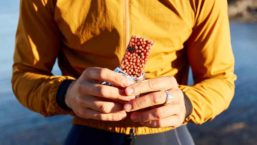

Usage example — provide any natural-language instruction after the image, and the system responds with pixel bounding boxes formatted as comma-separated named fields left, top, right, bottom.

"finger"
left=78, top=81, right=136, bottom=101
left=124, top=89, right=180, bottom=112
left=81, top=67, right=134, bottom=87
left=78, top=95, right=123, bottom=113
left=125, top=76, right=178, bottom=96
left=141, top=115, right=181, bottom=128
left=124, top=91, right=167, bottom=111
left=130, top=104, right=180, bottom=122
left=75, top=108, right=127, bottom=121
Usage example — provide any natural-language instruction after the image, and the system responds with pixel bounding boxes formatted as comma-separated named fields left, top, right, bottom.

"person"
left=12, top=0, right=236, bottom=145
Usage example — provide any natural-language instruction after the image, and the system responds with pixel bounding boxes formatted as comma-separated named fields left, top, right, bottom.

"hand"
left=65, top=67, right=135, bottom=121
left=123, top=76, right=190, bottom=128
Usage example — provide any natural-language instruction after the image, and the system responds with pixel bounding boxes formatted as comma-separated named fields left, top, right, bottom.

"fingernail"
left=124, top=104, right=132, bottom=112
left=121, top=111, right=127, bottom=118
left=126, top=88, right=134, bottom=95
left=152, top=121, right=157, bottom=127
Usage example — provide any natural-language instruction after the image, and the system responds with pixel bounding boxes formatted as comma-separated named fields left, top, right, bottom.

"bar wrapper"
left=103, top=36, right=154, bottom=85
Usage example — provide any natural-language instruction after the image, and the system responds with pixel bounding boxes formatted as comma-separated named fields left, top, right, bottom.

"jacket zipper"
left=124, top=1, right=135, bottom=145
left=129, top=128, right=136, bottom=145
left=124, top=0, right=130, bottom=48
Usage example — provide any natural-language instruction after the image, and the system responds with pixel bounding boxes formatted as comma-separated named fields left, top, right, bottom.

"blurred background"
left=0, top=0, right=256, bottom=145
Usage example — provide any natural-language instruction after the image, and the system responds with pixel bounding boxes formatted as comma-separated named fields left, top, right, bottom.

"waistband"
left=73, top=117, right=173, bottom=135
left=65, top=124, right=195, bottom=145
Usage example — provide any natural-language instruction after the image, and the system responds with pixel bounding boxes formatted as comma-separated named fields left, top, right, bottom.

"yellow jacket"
left=12, top=0, right=236, bottom=135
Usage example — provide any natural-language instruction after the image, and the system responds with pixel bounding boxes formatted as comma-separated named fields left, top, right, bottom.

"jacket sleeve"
left=12, top=0, right=74, bottom=116
left=180, top=0, right=236, bottom=124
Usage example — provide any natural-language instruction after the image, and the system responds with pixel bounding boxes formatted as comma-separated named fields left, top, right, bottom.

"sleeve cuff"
left=179, top=85, right=194, bottom=124
left=56, top=79, right=74, bottom=111
left=183, top=91, right=193, bottom=122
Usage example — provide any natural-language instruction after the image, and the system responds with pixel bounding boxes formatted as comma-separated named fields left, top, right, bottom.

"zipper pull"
left=129, top=128, right=136, bottom=145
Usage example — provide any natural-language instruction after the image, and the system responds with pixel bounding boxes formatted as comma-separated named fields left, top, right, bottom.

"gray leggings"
left=65, top=125, right=195, bottom=145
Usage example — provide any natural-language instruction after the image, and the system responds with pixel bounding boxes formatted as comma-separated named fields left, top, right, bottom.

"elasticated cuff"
left=56, top=79, right=74, bottom=111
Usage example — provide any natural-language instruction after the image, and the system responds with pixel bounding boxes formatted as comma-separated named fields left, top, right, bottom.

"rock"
left=228, top=0, right=257, bottom=22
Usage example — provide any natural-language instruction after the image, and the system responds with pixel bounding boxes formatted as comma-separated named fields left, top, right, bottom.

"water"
left=0, top=1, right=257, bottom=145
left=189, top=23, right=257, bottom=145
left=0, top=0, right=18, bottom=98
left=0, top=1, right=71, bottom=145
left=231, top=23, right=257, bottom=109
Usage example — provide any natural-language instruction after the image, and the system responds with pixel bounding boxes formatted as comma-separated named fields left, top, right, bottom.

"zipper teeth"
left=125, top=1, right=136, bottom=143
left=130, top=128, right=136, bottom=145
left=124, top=0, right=130, bottom=47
